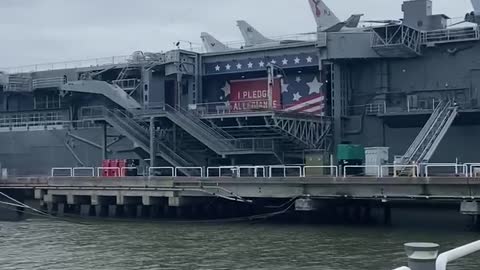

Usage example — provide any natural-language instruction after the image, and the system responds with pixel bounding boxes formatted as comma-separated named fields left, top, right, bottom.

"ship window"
left=417, top=20, right=423, bottom=27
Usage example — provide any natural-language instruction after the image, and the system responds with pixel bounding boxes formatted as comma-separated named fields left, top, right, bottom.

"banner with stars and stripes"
left=280, top=73, right=326, bottom=116
left=204, top=53, right=318, bottom=75
left=203, top=71, right=326, bottom=117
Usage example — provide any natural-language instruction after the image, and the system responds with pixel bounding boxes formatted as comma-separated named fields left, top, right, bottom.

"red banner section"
left=229, top=78, right=281, bottom=111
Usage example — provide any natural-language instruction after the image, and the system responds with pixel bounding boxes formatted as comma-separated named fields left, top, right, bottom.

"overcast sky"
left=0, top=0, right=475, bottom=67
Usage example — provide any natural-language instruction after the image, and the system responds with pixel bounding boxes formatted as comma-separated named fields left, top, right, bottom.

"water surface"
left=0, top=219, right=478, bottom=270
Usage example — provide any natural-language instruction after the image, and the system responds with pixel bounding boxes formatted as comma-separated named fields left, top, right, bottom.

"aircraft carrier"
left=0, top=0, right=479, bottom=178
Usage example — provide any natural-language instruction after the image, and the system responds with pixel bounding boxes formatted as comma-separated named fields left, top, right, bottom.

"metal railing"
left=206, top=166, right=267, bottom=178
left=72, top=167, right=95, bottom=177
left=51, top=167, right=73, bottom=177
left=1, top=55, right=130, bottom=74
left=32, top=77, right=65, bottom=89
left=175, top=167, right=203, bottom=177
left=97, top=167, right=121, bottom=177
left=193, top=101, right=279, bottom=116
left=365, top=103, right=386, bottom=115
left=0, top=110, right=68, bottom=129
left=393, top=240, right=480, bottom=270
left=343, top=165, right=381, bottom=177
left=303, top=166, right=339, bottom=178
left=422, top=26, right=480, bottom=45
left=269, top=166, right=303, bottom=178
left=113, top=78, right=140, bottom=91
left=381, top=165, right=419, bottom=177
left=465, top=163, right=480, bottom=177
left=49, top=162, right=480, bottom=178
left=436, top=240, right=480, bottom=270
left=148, top=167, right=175, bottom=177
left=423, top=163, right=468, bottom=177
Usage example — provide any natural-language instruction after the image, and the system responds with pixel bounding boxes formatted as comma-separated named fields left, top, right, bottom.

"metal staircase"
left=92, top=107, right=194, bottom=169
left=398, top=100, right=458, bottom=173
left=144, top=105, right=275, bottom=155
left=268, top=113, right=332, bottom=150
left=61, top=80, right=142, bottom=109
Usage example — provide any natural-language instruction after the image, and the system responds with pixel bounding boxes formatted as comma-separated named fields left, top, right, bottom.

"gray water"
left=0, top=219, right=478, bottom=270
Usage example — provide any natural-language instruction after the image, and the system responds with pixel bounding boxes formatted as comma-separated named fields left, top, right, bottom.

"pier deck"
left=1, top=176, right=479, bottom=201
left=2, top=176, right=480, bottom=221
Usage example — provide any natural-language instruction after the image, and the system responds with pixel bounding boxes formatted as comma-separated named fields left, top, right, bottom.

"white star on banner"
left=236, top=63, right=242, bottom=69
left=281, top=79, right=289, bottom=93
left=247, top=62, right=253, bottom=68
left=282, top=58, right=288, bottom=65
left=293, top=92, right=302, bottom=101
left=259, top=61, right=265, bottom=67
left=307, top=76, right=323, bottom=94
left=221, top=81, right=231, bottom=97
left=296, top=76, right=302, bottom=83
left=225, top=64, right=231, bottom=70
left=306, top=56, right=313, bottom=63
left=294, top=57, right=300, bottom=64
left=271, top=59, right=277, bottom=64
left=215, top=65, right=220, bottom=71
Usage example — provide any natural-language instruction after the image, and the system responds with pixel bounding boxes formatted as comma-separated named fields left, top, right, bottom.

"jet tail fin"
left=200, top=32, right=230, bottom=53
left=236, top=20, right=274, bottom=47
left=308, top=0, right=341, bottom=29
left=472, top=0, right=480, bottom=15
left=345, top=14, right=364, bottom=28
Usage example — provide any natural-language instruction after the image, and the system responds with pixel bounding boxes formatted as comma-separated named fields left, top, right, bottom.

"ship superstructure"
left=0, top=0, right=479, bottom=176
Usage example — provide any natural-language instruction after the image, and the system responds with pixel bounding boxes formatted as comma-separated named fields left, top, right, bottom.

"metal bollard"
left=404, top=243, right=440, bottom=270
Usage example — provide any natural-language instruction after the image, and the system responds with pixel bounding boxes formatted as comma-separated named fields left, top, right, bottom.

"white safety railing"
left=465, top=163, right=480, bottom=178
left=72, top=167, right=95, bottom=177
left=175, top=167, right=203, bottom=177
left=51, top=167, right=73, bottom=177
left=120, top=167, right=137, bottom=176
left=343, top=165, right=380, bottom=177
left=436, top=240, right=480, bottom=270
left=206, top=166, right=267, bottom=178
left=148, top=167, right=175, bottom=177
left=269, top=166, right=302, bottom=178
left=96, top=167, right=120, bottom=177
left=206, top=166, right=236, bottom=178
left=238, top=166, right=267, bottom=178
left=303, top=166, right=339, bottom=178
left=49, top=163, right=480, bottom=179
left=380, top=165, right=419, bottom=177
left=423, top=163, right=468, bottom=177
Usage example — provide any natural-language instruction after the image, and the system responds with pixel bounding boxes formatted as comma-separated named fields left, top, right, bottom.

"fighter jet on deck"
left=309, top=0, right=363, bottom=32
left=236, top=20, right=307, bottom=48
left=200, top=32, right=232, bottom=53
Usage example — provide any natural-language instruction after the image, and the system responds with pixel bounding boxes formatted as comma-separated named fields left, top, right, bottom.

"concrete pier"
left=2, top=176, right=480, bottom=225
left=80, top=204, right=91, bottom=217
left=136, top=205, right=146, bottom=218
left=57, top=203, right=66, bottom=217
left=95, top=205, right=107, bottom=217
left=108, top=205, right=118, bottom=217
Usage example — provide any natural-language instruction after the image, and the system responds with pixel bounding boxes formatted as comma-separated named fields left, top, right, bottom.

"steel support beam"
left=102, top=123, right=108, bottom=160
left=149, top=117, right=156, bottom=168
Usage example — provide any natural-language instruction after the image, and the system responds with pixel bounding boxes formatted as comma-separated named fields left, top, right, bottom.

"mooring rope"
left=0, top=192, right=90, bottom=225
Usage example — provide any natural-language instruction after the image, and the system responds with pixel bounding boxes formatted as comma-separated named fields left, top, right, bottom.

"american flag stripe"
left=303, top=105, right=325, bottom=113
left=283, top=95, right=325, bottom=112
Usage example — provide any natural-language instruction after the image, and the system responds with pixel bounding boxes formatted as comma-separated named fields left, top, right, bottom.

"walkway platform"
left=1, top=176, right=479, bottom=202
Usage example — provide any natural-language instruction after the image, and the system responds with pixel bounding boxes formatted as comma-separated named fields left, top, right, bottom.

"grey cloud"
left=0, top=0, right=474, bottom=67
